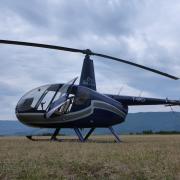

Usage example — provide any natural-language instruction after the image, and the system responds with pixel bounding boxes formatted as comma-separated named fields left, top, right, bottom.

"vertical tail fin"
left=79, top=55, right=96, bottom=91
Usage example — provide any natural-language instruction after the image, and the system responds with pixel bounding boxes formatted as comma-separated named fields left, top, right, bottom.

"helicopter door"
left=46, top=77, right=77, bottom=118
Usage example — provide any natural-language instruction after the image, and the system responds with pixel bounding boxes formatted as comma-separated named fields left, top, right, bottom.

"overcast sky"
left=1, top=0, right=180, bottom=120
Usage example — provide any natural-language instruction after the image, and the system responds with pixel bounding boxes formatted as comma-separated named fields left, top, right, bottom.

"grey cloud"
left=0, top=0, right=49, bottom=27
left=56, top=0, right=141, bottom=38
left=0, top=81, right=21, bottom=96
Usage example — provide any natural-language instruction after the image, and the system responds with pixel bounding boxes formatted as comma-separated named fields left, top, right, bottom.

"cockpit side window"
left=74, top=87, right=90, bottom=105
left=37, top=90, right=56, bottom=111
left=36, top=84, right=62, bottom=111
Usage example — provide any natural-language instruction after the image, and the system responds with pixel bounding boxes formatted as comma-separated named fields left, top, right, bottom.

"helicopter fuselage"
left=16, top=84, right=128, bottom=128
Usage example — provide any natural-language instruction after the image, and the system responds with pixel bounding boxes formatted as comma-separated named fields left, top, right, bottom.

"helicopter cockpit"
left=16, top=78, right=78, bottom=118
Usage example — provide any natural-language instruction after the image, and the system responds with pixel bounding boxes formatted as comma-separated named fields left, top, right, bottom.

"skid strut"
left=51, top=128, right=61, bottom=141
left=84, top=128, right=95, bottom=141
left=74, top=128, right=84, bottom=142
left=109, top=126, right=121, bottom=143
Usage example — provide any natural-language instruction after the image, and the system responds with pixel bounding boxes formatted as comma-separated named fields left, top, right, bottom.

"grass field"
left=0, top=135, right=180, bottom=180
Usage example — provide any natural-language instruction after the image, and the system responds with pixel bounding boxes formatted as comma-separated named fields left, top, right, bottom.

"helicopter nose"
left=15, top=102, right=30, bottom=123
left=15, top=105, right=19, bottom=116
left=15, top=110, right=22, bottom=122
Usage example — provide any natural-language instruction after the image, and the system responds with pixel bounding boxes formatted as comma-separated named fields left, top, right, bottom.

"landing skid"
left=25, top=126, right=121, bottom=143
left=26, top=128, right=61, bottom=141
left=26, top=136, right=34, bottom=141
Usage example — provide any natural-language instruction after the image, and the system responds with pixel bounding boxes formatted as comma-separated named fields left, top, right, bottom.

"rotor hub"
left=83, top=49, right=93, bottom=56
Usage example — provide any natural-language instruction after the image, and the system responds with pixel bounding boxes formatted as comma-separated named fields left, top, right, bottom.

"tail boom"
left=106, top=94, right=180, bottom=106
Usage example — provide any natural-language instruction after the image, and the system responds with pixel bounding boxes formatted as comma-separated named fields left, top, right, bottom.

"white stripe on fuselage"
left=18, top=100, right=126, bottom=124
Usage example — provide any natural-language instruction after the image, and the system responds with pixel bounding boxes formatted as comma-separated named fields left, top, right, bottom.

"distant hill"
left=0, top=112, right=180, bottom=136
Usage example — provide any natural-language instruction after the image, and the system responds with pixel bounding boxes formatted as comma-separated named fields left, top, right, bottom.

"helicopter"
left=0, top=39, right=180, bottom=143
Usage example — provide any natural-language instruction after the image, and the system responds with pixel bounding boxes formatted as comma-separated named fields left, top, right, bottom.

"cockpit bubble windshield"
left=16, top=77, right=78, bottom=113
left=16, top=85, right=47, bottom=111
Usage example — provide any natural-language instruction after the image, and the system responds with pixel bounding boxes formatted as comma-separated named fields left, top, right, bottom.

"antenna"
left=138, top=91, right=143, bottom=97
left=165, top=97, right=180, bottom=120
left=118, top=85, right=124, bottom=95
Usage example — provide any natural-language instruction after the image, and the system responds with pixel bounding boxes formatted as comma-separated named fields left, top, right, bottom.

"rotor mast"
left=79, top=54, right=96, bottom=91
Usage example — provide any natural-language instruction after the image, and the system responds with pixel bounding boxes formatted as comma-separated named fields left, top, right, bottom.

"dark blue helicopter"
left=0, top=39, right=180, bottom=142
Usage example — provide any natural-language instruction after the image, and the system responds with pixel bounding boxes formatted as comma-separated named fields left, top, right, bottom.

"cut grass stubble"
left=0, top=135, right=180, bottom=179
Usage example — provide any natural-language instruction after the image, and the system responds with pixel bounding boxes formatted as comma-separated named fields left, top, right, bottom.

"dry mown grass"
left=0, top=135, right=180, bottom=179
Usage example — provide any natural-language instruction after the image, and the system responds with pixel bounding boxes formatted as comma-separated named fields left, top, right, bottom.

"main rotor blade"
left=92, top=52, right=179, bottom=80
left=0, top=39, right=178, bottom=80
left=0, top=39, right=85, bottom=54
